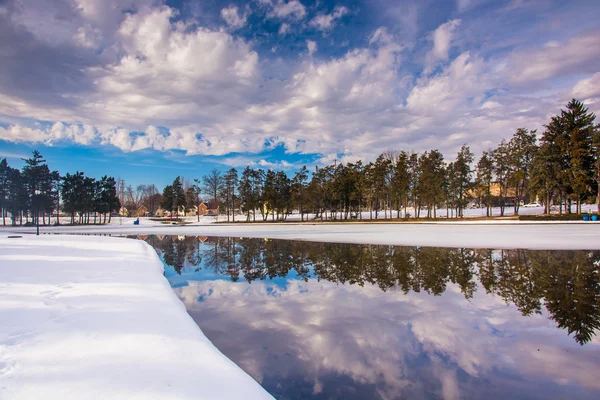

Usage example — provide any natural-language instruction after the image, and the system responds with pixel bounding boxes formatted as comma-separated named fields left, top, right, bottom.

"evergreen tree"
left=190, top=179, right=202, bottom=221
left=160, top=184, right=174, bottom=217
left=21, top=151, right=54, bottom=224
left=562, top=99, right=596, bottom=213
left=476, top=151, right=494, bottom=217
left=222, top=168, right=238, bottom=221
left=417, top=150, right=446, bottom=218
left=508, top=128, right=537, bottom=215
left=492, top=140, right=511, bottom=216
left=453, top=145, right=474, bottom=218
left=0, top=159, right=9, bottom=225
left=7, top=168, right=25, bottom=226
left=98, top=176, right=120, bottom=223
left=171, top=176, right=186, bottom=216
left=390, top=152, right=410, bottom=218
left=239, top=166, right=254, bottom=221
left=292, top=166, right=309, bottom=221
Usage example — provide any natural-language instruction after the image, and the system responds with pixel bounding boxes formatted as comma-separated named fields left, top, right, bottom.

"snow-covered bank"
left=2, top=222, right=600, bottom=250
left=0, top=235, right=273, bottom=400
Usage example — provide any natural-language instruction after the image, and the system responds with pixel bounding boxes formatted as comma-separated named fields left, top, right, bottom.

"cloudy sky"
left=0, top=0, right=599, bottom=186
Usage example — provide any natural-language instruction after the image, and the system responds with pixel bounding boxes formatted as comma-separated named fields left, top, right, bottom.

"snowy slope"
left=0, top=235, right=274, bottom=400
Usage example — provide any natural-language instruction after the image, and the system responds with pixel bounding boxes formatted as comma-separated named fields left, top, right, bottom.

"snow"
left=1, top=218, right=599, bottom=250
left=0, top=234, right=274, bottom=400
left=3, top=203, right=596, bottom=228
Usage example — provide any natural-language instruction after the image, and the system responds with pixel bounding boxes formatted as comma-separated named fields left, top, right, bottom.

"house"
left=198, top=202, right=220, bottom=216
left=154, top=208, right=172, bottom=218
left=136, top=205, right=149, bottom=217
left=119, top=207, right=128, bottom=216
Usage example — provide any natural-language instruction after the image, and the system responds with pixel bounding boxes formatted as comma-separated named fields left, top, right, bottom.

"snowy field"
left=1, top=215, right=600, bottom=250
left=0, top=235, right=273, bottom=400
left=2, top=203, right=597, bottom=228
left=2, top=222, right=600, bottom=250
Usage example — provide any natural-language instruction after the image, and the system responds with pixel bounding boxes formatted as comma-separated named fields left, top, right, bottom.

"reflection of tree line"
left=138, top=235, right=600, bottom=345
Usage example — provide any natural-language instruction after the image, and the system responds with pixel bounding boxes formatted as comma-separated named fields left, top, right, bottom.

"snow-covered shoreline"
left=0, top=235, right=274, bottom=400
left=2, top=220, right=600, bottom=250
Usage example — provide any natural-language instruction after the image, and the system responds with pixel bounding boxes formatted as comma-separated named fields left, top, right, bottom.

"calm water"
left=133, top=235, right=600, bottom=400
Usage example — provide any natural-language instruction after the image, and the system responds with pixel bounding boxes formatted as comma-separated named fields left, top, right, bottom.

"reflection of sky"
left=160, top=250, right=309, bottom=291
left=153, top=241, right=600, bottom=400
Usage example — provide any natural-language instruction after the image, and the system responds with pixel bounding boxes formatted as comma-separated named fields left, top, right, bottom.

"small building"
left=136, top=205, right=149, bottom=217
left=119, top=207, right=128, bottom=216
left=198, top=202, right=220, bottom=216
left=154, top=208, right=171, bottom=218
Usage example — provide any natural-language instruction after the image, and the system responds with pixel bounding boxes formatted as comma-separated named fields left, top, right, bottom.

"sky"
left=0, top=0, right=599, bottom=188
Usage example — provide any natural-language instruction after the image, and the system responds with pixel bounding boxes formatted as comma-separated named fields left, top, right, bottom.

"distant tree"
left=172, top=176, right=186, bottom=216
left=189, top=179, right=202, bottom=221
left=453, top=145, right=474, bottom=218
left=390, top=152, right=410, bottom=218
left=0, top=159, right=9, bottom=225
left=98, top=176, right=120, bottom=223
left=21, top=151, right=54, bottom=224
left=274, top=171, right=291, bottom=220
left=530, top=140, right=562, bottom=214
left=252, top=169, right=265, bottom=222
left=7, top=168, right=25, bottom=226
left=561, top=99, right=596, bottom=213
left=507, top=128, right=537, bottom=215
left=492, top=140, right=511, bottom=216
left=263, top=169, right=277, bottom=221
left=222, top=168, right=238, bottom=221
left=203, top=169, right=224, bottom=204
left=292, top=166, right=309, bottom=221
left=417, top=150, right=446, bottom=218
left=160, top=184, right=174, bottom=217
left=61, top=172, right=84, bottom=224
left=476, top=151, right=494, bottom=217
left=239, top=167, right=254, bottom=221
left=407, top=153, right=420, bottom=218
left=593, top=123, right=600, bottom=214
left=372, top=155, right=391, bottom=219
left=141, top=184, right=162, bottom=215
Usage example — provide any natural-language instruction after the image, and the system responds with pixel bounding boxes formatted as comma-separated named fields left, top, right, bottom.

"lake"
left=132, top=235, right=600, bottom=400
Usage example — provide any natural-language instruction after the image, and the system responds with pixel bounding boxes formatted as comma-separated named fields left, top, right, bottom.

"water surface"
left=133, top=235, right=600, bottom=400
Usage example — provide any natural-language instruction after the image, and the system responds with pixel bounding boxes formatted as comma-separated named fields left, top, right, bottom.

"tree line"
left=158, top=99, right=598, bottom=221
left=2, top=99, right=597, bottom=224
left=144, top=235, right=600, bottom=345
left=0, top=151, right=120, bottom=226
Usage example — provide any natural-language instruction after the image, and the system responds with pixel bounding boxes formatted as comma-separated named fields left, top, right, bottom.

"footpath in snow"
left=0, top=235, right=273, bottom=400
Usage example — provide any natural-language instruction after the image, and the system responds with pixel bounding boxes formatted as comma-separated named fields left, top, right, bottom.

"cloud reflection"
left=175, top=277, right=600, bottom=399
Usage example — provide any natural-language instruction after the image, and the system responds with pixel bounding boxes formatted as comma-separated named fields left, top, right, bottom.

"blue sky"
left=1, top=0, right=599, bottom=187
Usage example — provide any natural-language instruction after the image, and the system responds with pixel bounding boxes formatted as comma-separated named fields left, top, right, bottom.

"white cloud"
left=0, top=122, right=96, bottom=146
left=425, top=19, right=462, bottom=72
left=306, top=40, right=317, bottom=56
left=221, top=5, right=248, bottom=29
left=571, top=72, right=600, bottom=100
left=278, top=22, right=290, bottom=36
left=1, top=3, right=599, bottom=167
left=309, top=5, right=349, bottom=31
left=508, top=31, right=600, bottom=83
left=257, top=159, right=293, bottom=169
left=266, top=0, right=306, bottom=21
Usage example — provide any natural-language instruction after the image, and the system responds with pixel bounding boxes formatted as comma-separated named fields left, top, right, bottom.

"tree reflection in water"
left=136, top=235, right=600, bottom=345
